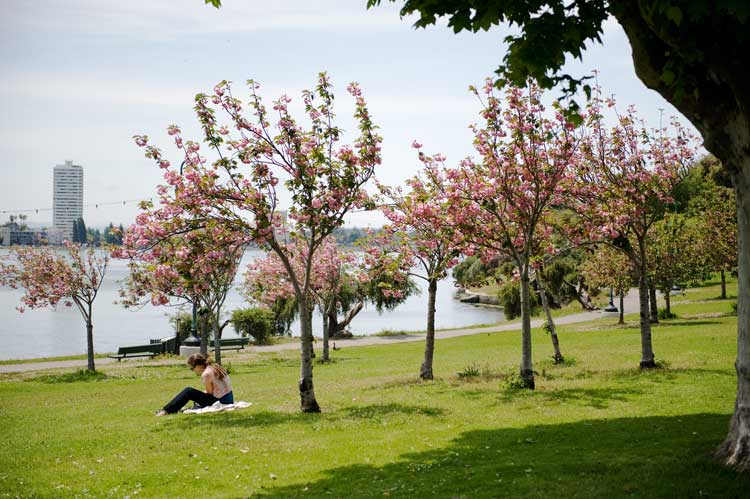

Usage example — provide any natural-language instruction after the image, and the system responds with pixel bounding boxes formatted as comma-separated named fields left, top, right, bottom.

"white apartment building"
left=52, top=160, right=83, bottom=242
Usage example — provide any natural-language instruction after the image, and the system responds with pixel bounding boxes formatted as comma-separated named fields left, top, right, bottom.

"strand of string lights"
left=0, top=198, right=154, bottom=215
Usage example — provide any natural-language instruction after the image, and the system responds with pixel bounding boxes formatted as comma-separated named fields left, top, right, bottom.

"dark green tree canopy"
left=365, top=1, right=748, bottom=170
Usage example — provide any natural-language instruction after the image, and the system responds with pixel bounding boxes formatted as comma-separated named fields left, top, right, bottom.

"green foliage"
left=232, top=307, right=274, bottom=344
left=269, top=296, right=297, bottom=337
left=658, top=307, right=678, bottom=320
left=456, top=362, right=481, bottom=378
left=361, top=268, right=419, bottom=312
left=452, top=256, right=491, bottom=288
left=502, top=369, right=530, bottom=390
left=169, top=311, right=195, bottom=343
left=497, top=280, right=540, bottom=320
left=731, top=301, right=738, bottom=316
left=332, top=227, right=368, bottom=246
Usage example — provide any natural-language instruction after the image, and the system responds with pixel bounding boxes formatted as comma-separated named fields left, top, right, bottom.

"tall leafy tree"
left=648, top=214, right=711, bottom=316
left=364, top=0, right=750, bottom=470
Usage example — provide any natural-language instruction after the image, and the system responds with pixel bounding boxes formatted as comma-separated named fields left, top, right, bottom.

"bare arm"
left=202, top=370, right=214, bottom=395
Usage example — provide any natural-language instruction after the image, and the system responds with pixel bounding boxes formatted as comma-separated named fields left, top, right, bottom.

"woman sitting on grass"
left=156, top=353, right=234, bottom=416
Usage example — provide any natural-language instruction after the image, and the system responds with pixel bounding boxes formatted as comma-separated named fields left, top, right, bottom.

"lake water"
left=0, top=249, right=504, bottom=360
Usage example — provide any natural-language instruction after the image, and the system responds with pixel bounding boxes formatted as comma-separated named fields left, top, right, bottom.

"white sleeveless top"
left=201, top=366, right=232, bottom=399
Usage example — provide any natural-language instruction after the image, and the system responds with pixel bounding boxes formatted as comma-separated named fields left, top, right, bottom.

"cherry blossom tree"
left=243, top=235, right=413, bottom=362
left=445, top=81, right=580, bottom=389
left=0, top=242, right=108, bottom=371
left=132, top=72, right=381, bottom=412
left=378, top=151, right=462, bottom=379
left=571, top=91, right=697, bottom=368
left=115, top=225, right=246, bottom=364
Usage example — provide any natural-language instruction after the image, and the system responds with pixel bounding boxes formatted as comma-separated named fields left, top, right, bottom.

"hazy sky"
left=0, top=0, right=695, bottom=228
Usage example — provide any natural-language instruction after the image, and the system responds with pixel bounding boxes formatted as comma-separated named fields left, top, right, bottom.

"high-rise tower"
left=52, top=160, right=83, bottom=242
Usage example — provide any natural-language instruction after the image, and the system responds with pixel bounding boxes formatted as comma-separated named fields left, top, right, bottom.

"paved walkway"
left=0, top=290, right=640, bottom=374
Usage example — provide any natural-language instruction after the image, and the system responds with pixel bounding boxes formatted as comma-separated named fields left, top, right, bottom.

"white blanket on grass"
left=182, top=401, right=252, bottom=415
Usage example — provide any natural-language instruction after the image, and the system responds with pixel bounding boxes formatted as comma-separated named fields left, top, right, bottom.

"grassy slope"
left=0, top=284, right=747, bottom=498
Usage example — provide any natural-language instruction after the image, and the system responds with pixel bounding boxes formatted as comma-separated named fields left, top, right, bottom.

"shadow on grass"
left=651, top=320, right=724, bottom=328
left=251, top=413, right=748, bottom=498
left=152, top=403, right=445, bottom=432
left=343, top=403, right=444, bottom=419
left=496, top=386, right=642, bottom=409
left=29, top=369, right=112, bottom=384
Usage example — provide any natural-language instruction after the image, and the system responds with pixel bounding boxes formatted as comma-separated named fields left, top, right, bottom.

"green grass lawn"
left=1, top=283, right=748, bottom=498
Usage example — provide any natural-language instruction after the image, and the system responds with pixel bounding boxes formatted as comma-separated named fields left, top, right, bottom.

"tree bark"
left=610, top=0, right=749, bottom=470
left=649, top=280, right=659, bottom=324
left=331, top=301, right=363, bottom=338
left=519, top=266, right=535, bottom=389
left=619, top=291, right=625, bottom=325
left=721, top=269, right=728, bottom=300
left=322, top=301, right=331, bottom=362
left=85, top=305, right=95, bottom=372
left=420, top=278, right=438, bottom=380
left=536, top=271, right=563, bottom=363
left=664, top=291, right=671, bottom=317
left=716, top=163, right=750, bottom=470
left=637, top=262, right=656, bottom=369
left=199, top=311, right=209, bottom=357
left=213, top=312, right=222, bottom=365
left=298, top=300, right=320, bottom=412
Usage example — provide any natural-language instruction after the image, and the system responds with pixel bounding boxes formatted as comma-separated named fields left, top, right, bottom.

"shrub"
left=731, top=301, right=738, bottom=316
left=657, top=307, right=678, bottom=320
left=497, top=280, right=540, bottom=320
left=169, top=312, right=194, bottom=344
left=502, top=369, right=530, bottom=390
left=457, top=363, right=481, bottom=378
left=232, top=308, right=274, bottom=344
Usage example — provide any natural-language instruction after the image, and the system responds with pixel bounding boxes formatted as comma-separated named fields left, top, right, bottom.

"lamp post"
left=603, top=287, right=619, bottom=315
left=178, top=159, right=201, bottom=352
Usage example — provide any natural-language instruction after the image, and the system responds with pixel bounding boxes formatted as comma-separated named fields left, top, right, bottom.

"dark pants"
left=162, top=387, right=234, bottom=414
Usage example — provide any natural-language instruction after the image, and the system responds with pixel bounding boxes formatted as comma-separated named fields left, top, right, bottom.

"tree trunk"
left=519, top=266, right=535, bottom=389
left=619, top=291, right=625, bottom=325
left=85, top=309, right=95, bottom=372
left=298, top=300, right=320, bottom=413
left=609, top=0, right=749, bottom=470
left=213, top=311, right=222, bottom=365
left=322, top=302, right=331, bottom=362
left=716, top=164, right=750, bottom=470
left=331, top=301, right=363, bottom=338
left=649, top=280, right=659, bottom=324
left=664, top=291, right=671, bottom=317
left=420, top=278, right=438, bottom=380
left=536, top=271, right=563, bottom=364
left=721, top=269, right=728, bottom=300
left=637, top=260, right=656, bottom=369
left=199, top=311, right=209, bottom=357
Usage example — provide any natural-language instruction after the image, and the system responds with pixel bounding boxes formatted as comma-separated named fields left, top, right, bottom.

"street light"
left=603, top=287, right=619, bottom=314
left=178, top=159, right=201, bottom=349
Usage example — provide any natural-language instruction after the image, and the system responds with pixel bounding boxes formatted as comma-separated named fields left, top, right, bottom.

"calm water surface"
left=0, top=249, right=504, bottom=360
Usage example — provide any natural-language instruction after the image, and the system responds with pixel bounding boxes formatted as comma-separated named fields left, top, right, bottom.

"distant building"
left=53, top=160, right=83, bottom=242
left=0, top=222, right=47, bottom=246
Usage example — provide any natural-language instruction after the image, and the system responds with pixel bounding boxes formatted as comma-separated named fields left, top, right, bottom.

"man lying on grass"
left=156, top=353, right=234, bottom=416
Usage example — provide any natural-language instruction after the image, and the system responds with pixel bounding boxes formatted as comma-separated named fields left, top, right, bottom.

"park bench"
left=107, top=343, right=164, bottom=361
left=212, top=337, right=250, bottom=351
